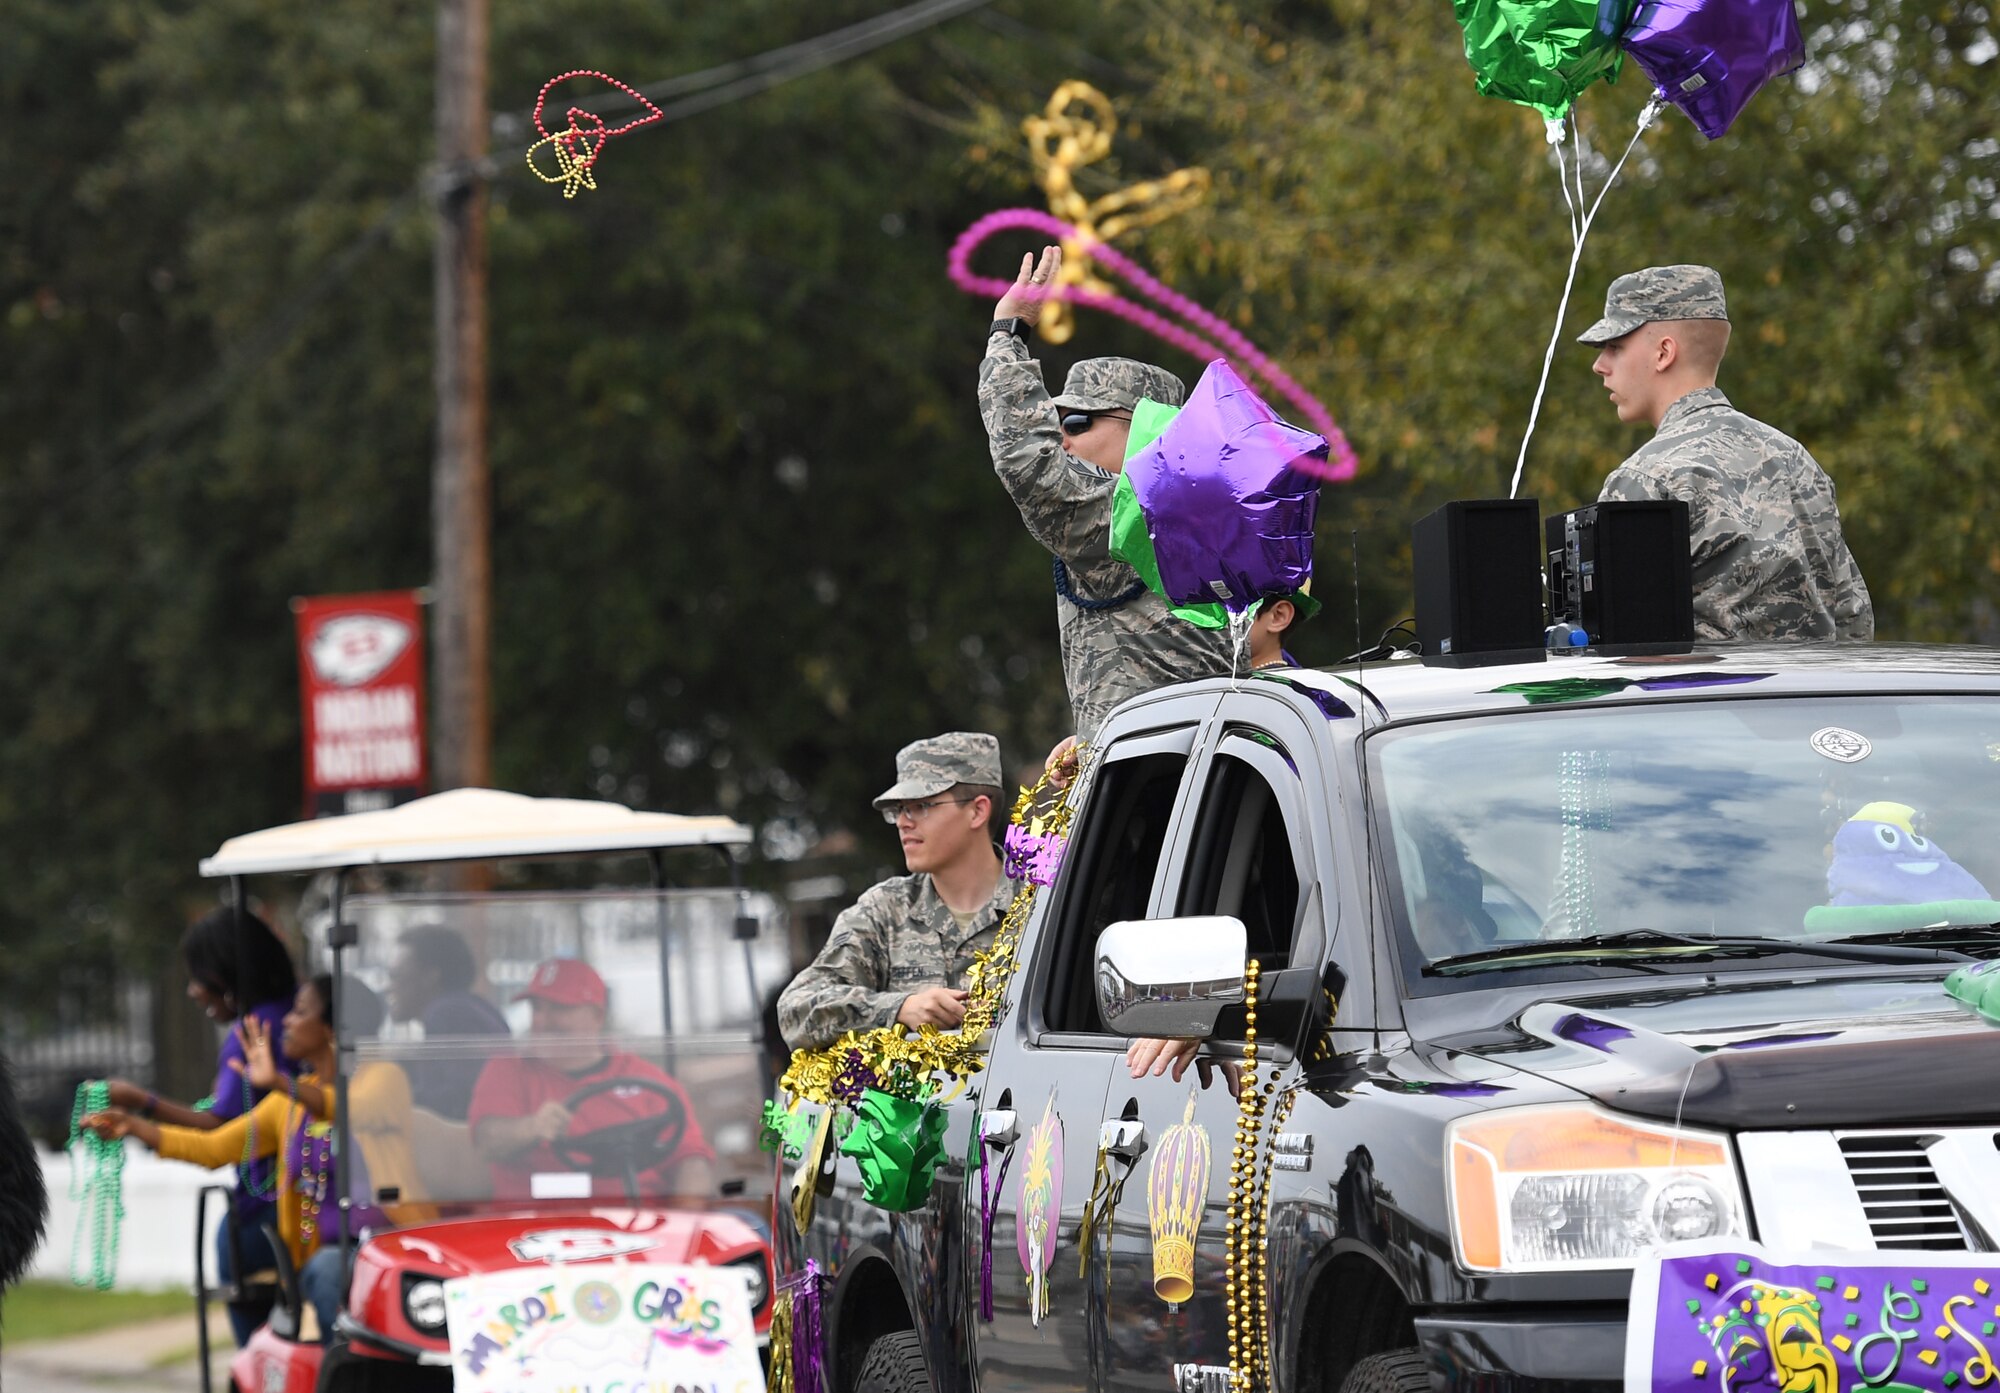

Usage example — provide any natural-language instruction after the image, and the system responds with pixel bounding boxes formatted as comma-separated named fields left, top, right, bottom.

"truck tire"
left=1339, top=1348, right=1432, bottom=1393
left=855, top=1330, right=931, bottom=1393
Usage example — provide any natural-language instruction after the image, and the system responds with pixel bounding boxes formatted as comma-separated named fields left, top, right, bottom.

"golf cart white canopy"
left=199, top=787, right=752, bottom=877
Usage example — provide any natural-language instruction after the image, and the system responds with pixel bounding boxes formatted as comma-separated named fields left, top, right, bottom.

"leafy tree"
left=3, top=0, right=1994, bottom=1095
left=1094, top=0, right=2000, bottom=642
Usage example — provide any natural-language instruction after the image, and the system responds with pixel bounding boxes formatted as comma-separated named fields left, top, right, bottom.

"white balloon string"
left=1548, top=118, right=1582, bottom=244
left=1509, top=97, right=1666, bottom=501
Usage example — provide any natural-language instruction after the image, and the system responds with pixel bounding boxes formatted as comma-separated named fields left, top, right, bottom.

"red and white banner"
left=294, top=591, right=428, bottom=817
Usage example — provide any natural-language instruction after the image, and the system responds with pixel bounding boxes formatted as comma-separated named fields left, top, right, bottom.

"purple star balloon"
left=1123, top=359, right=1323, bottom=612
left=1621, top=0, right=1806, bottom=139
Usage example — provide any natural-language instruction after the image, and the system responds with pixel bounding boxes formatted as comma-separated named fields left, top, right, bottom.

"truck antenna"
left=1353, top=528, right=1379, bottom=956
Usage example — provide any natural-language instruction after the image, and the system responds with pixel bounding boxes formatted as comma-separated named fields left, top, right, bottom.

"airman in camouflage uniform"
left=980, top=247, right=1237, bottom=741
left=1580, top=264, right=1873, bottom=642
left=777, top=733, right=1021, bottom=1051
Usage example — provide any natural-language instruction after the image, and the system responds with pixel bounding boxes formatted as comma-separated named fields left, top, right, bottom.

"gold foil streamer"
left=765, top=1287, right=796, bottom=1393
left=779, top=759, right=1084, bottom=1112
left=789, top=1107, right=832, bottom=1233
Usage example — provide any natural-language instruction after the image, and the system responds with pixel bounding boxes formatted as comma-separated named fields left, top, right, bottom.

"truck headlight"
left=1446, top=1103, right=1746, bottom=1272
left=402, top=1276, right=448, bottom=1333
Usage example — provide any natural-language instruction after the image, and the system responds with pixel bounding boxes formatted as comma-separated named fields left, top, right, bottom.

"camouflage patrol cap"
left=872, top=732, right=1004, bottom=807
left=1577, top=265, right=1729, bottom=346
left=1049, top=357, right=1187, bottom=413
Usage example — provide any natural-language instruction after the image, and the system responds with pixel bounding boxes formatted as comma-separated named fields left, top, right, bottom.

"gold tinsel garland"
left=778, top=762, right=1083, bottom=1110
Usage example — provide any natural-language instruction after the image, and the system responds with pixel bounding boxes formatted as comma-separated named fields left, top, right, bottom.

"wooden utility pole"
left=430, top=0, right=492, bottom=792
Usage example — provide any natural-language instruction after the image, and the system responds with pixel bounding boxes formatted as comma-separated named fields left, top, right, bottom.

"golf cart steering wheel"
left=552, top=1075, right=689, bottom=1193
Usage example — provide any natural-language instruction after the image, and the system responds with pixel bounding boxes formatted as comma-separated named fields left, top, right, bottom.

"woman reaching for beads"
left=95, top=906, right=299, bottom=1344
left=81, top=974, right=386, bottom=1342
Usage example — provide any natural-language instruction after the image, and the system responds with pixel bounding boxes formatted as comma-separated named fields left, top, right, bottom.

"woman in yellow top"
left=83, top=972, right=344, bottom=1264
left=83, top=974, right=427, bottom=1339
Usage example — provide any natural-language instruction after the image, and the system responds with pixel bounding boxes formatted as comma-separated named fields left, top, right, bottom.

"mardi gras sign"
left=1628, top=1242, right=2000, bottom=1393
left=444, top=1262, right=761, bottom=1393
left=948, top=82, right=1356, bottom=483
left=525, top=70, right=665, bottom=198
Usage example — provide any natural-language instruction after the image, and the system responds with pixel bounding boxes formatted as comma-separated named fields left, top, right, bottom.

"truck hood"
left=366, top=1207, right=764, bottom=1279
left=1427, top=973, right=2000, bottom=1129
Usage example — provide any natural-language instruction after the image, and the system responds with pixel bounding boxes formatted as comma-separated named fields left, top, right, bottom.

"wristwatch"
left=990, top=317, right=1031, bottom=343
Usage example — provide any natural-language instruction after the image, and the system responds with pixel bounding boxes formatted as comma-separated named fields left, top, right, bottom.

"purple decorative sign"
left=1628, top=1242, right=2000, bottom=1393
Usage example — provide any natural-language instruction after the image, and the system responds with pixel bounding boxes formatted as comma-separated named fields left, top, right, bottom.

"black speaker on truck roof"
left=1412, top=499, right=1545, bottom=660
left=1545, top=500, right=1695, bottom=647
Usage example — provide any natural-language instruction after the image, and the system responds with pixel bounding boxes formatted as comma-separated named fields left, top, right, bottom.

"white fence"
left=29, top=1144, right=224, bottom=1292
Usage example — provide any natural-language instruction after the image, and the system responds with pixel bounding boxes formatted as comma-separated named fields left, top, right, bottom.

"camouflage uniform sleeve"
left=978, top=332, right=1114, bottom=566
left=775, top=883, right=909, bottom=1050
left=1823, top=484, right=1876, bottom=641
left=1832, top=556, right=1874, bottom=640
left=1598, top=464, right=1671, bottom=505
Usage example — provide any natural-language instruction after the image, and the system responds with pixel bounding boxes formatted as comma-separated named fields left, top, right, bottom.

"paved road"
left=1, top=1312, right=230, bottom=1393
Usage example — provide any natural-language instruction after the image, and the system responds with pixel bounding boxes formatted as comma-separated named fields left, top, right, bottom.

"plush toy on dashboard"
left=1803, top=801, right=2000, bottom=935
left=1827, top=802, right=1991, bottom=906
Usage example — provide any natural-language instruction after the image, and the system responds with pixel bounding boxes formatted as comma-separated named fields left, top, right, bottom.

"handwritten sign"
left=1628, top=1241, right=2000, bottom=1393
left=444, top=1263, right=762, bottom=1393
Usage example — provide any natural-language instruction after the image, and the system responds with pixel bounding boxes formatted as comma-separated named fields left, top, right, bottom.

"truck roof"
left=1270, top=642, right=2000, bottom=726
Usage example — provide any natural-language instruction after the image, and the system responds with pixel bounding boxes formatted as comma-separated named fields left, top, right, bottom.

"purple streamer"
left=1004, top=826, right=1070, bottom=887
left=781, top=1260, right=827, bottom=1393
left=979, top=1140, right=1014, bottom=1322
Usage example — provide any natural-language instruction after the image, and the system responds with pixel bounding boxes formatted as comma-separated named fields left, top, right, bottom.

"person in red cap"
left=466, top=958, right=716, bottom=1199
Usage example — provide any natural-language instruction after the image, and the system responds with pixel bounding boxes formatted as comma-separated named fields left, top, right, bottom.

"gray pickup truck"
left=775, top=644, right=2000, bottom=1393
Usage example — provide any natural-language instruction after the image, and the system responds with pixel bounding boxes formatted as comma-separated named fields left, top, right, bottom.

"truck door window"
left=1039, top=749, right=1191, bottom=1036
left=1178, top=739, right=1306, bottom=973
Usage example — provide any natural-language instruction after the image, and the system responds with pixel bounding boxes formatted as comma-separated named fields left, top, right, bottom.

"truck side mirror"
left=1093, top=916, right=1248, bottom=1038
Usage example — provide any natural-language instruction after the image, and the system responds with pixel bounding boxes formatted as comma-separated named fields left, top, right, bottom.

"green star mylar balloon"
left=1454, top=0, right=1637, bottom=122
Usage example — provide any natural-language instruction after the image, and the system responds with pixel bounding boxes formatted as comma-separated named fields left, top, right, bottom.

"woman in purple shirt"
left=102, top=905, right=298, bottom=1344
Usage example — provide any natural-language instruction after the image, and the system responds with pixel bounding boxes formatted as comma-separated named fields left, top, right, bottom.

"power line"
left=91, top=0, right=1002, bottom=487
left=497, top=0, right=1000, bottom=139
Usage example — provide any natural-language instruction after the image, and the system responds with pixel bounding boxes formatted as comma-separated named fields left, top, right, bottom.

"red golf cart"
left=192, top=789, right=785, bottom=1392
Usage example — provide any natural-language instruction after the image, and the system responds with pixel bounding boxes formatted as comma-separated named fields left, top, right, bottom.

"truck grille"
left=1837, top=1134, right=1968, bottom=1249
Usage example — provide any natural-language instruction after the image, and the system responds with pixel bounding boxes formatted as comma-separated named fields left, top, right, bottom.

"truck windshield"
left=313, top=888, right=789, bottom=1211
left=1369, top=696, right=2000, bottom=983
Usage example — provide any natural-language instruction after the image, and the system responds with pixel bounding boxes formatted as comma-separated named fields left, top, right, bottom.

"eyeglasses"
left=1059, top=410, right=1132, bottom=437
left=880, top=796, right=977, bottom=825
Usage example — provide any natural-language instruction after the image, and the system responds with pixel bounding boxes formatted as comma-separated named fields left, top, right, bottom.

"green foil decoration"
left=837, top=1088, right=950, bottom=1212
left=1490, top=677, right=1631, bottom=705
left=1453, top=0, right=1636, bottom=122
left=761, top=1099, right=820, bottom=1160
left=1944, top=960, right=2000, bottom=1024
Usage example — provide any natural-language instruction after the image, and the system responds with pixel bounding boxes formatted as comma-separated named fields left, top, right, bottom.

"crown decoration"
left=1147, top=1089, right=1211, bottom=1305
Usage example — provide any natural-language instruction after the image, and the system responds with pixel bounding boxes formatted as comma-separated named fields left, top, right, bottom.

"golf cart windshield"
left=318, top=887, right=787, bottom=1211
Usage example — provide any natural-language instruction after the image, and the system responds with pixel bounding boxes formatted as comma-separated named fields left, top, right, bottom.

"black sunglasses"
left=1059, top=409, right=1132, bottom=436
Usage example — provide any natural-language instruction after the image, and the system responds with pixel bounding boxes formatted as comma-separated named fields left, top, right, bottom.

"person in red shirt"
left=466, top=959, right=716, bottom=1200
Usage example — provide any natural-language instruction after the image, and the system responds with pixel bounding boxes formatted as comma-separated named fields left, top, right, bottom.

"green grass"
left=1, top=1280, right=193, bottom=1343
